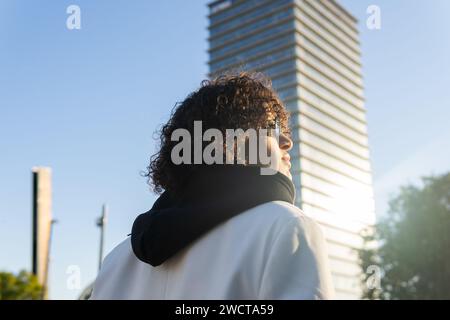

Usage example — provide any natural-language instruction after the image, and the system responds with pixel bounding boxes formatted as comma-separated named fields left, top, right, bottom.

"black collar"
left=131, top=165, right=296, bottom=266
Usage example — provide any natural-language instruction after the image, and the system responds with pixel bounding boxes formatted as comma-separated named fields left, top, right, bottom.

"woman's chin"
left=280, top=169, right=292, bottom=180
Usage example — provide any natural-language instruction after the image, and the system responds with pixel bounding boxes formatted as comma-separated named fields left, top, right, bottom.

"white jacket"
left=91, top=201, right=334, bottom=299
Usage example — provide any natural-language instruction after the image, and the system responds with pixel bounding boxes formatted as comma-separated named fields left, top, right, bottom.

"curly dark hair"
left=145, top=72, right=291, bottom=194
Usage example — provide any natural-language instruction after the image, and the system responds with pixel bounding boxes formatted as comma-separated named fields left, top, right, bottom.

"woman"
left=91, top=72, right=334, bottom=299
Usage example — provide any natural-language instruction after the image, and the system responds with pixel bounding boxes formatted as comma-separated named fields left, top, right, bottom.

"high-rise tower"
left=208, top=0, right=375, bottom=299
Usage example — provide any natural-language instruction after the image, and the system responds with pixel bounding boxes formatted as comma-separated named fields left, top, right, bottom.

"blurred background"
left=0, top=0, right=449, bottom=300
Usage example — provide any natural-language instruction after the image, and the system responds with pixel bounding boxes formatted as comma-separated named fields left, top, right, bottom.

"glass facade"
left=208, top=0, right=376, bottom=299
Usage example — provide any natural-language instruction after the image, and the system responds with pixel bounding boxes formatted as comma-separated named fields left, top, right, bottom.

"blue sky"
left=0, top=0, right=449, bottom=299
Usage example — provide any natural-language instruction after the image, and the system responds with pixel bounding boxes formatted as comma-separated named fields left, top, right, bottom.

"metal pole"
left=96, top=204, right=107, bottom=272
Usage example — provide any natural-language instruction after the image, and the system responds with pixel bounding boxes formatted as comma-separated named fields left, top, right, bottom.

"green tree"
left=0, top=270, right=43, bottom=300
left=359, top=173, right=450, bottom=299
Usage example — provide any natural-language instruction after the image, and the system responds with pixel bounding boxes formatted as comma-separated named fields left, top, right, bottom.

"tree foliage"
left=359, top=173, right=450, bottom=299
left=0, top=270, right=43, bottom=300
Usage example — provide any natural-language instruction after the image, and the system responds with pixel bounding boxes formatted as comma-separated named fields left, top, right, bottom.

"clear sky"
left=0, top=0, right=449, bottom=299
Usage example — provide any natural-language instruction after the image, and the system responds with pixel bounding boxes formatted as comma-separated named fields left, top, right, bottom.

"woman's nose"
left=279, top=133, right=293, bottom=151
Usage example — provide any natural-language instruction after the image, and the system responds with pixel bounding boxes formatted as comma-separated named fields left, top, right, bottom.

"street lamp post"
left=96, top=204, right=107, bottom=272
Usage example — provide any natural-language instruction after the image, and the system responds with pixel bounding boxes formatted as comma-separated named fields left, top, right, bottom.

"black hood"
left=131, top=165, right=296, bottom=267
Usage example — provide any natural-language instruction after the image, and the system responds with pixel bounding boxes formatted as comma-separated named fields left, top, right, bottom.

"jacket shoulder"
left=258, top=201, right=321, bottom=232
